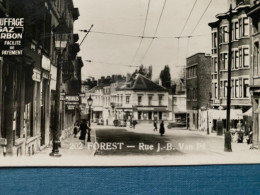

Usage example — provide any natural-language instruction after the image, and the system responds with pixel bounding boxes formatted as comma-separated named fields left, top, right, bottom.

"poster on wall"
left=0, top=0, right=259, bottom=167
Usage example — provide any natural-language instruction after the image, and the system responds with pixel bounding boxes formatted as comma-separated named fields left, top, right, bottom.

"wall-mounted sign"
left=65, top=95, right=79, bottom=102
left=32, top=69, right=41, bottom=82
left=0, top=18, right=24, bottom=56
left=42, top=55, right=51, bottom=71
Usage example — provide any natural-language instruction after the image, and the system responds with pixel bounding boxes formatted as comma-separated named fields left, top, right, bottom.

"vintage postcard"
left=0, top=0, right=260, bottom=166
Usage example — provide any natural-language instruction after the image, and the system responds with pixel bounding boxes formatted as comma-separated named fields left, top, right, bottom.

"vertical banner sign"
left=0, top=18, right=24, bottom=56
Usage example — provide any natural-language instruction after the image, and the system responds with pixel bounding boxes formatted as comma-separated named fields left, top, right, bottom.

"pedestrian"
left=73, top=121, right=79, bottom=138
left=153, top=121, right=157, bottom=131
left=133, top=120, right=137, bottom=129
left=159, top=121, right=165, bottom=136
left=79, top=119, right=91, bottom=145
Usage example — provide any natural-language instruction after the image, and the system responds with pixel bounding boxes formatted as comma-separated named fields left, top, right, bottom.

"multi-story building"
left=208, top=0, right=251, bottom=131
left=0, top=0, right=81, bottom=156
left=186, top=53, right=211, bottom=130
left=117, top=74, right=169, bottom=124
left=85, top=74, right=169, bottom=125
left=247, top=0, right=260, bottom=148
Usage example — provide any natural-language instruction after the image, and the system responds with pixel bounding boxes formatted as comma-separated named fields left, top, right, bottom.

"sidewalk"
left=36, top=128, right=96, bottom=157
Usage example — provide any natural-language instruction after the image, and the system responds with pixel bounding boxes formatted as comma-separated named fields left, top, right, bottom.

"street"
left=93, top=125, right=251, bottom=157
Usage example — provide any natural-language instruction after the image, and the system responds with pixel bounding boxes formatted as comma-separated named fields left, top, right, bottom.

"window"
left=193, top=88, right=197, bottom=100
left=224, top=81, right=228, bottom=97
left=223, top=26, right=228, bottom=43
left=243, top=18, right=249, bottom=37
left=138, top=96, right=142, bottom=105
left=235, top=80, right=239, bottom=98
left=231, top=80, right=234, bottom=98
left=158, top=95, right=163, bottom=106
left=239, top=78, right=243, bottom=98
left=222, top=53, right=228, bottom=70
left=243, top=48, right=249, bottom=67
left=213, top=57, right=218, bottom=73
left=254, top=42, right=260, bottom=76
left=239, top=17, right=249, bottom=37
left=239, top=49, right=243, bottom=68
left=126, top=96, right=130, bottom=104
left=148, top=95, right=153, bottom=105
left=243, top=79, right=249, bottom=98
left=235, top=21, right=239, bottom=40
left=235, top=50, right=239, bottom=69
left=232, top=51, right=234, bottom=69
left=212, top=32, right=217, bottom=53
left=214, top=83, right=218, bottom=98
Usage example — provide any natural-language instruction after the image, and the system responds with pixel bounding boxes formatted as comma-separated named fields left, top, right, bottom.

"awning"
left=209, top=109, right=243, bottom=120
left=243, top=108, right=252, bottom=116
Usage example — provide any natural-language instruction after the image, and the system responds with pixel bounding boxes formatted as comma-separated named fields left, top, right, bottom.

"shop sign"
left=79, top=93, right=85, bottom=97
left=42, top=55, right=51, bottom=71
left=32, top=69, right=41, bottom=82
left=67, top=105, right=76, bottom=110
left=0, top=18, right=24, bottom=56
left=65, top=95, right=79, bottom=102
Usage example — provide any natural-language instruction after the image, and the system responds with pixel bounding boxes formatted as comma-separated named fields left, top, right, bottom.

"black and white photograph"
left=0, top=0, right=260, bottom=166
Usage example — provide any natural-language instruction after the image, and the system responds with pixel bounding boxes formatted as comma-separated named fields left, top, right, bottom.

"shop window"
left=159, top=112, right=162, bottom=120
left=138, top=112, right=142, bottom=120
left=148, top=112, right=152, bottom=120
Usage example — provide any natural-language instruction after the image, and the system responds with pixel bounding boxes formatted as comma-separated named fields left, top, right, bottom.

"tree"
left=132, top=64, right=152, bottom=79
left=160, top=65, right=171, bottom=88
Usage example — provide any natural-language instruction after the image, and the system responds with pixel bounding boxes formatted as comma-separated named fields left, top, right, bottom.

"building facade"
left=208, top=1, right=251, bottom=131
left=0, top=0, right=82, bottom=157
left=247, top=0, right=260, bottom=148
left=186, top=53, right=212, bottom=130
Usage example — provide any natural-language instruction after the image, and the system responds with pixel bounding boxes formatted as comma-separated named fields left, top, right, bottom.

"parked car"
left=167, top=118, right=186, bottom=129
left=97, top=118, right=104, bottom=125
left=113, top=119, right=127, bottom=127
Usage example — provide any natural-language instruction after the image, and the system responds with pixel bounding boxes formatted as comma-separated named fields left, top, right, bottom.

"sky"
left=73, top=0, right=228, bottom=80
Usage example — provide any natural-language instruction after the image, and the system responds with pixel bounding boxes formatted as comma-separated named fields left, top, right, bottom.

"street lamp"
left=50, top=18, right=69, bottom=157
left=87, top=95, right=93, bottom=142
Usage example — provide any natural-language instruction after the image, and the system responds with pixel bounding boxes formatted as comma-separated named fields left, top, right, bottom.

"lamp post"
left=87, top=95, right=93, bottom=142
left=50, top=18, right=69, bottom=157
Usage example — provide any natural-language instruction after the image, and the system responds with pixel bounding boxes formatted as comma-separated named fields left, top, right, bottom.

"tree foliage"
left=160, top=65, right=171, bottom=88
left=132, top=64, right=152, bottom=79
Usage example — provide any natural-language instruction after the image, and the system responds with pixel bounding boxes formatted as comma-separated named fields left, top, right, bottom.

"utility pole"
left=224, top=5, right=232, bottom=152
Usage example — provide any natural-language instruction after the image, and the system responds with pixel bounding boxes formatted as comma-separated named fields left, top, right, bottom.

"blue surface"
left=1, top=165, right=260, bottom=194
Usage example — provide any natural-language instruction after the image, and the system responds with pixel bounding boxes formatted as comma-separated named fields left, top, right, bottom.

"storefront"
left=133, top=106, right=168, bottom=123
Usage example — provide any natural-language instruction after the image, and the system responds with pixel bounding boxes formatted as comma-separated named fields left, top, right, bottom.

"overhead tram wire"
left=130, top=0, right=151, bottom=67
left=179, top=0, right=198, bottom=37
left=141, top=0, right=167, bottom=63
left=189, top=0, right=213, bottom=36
left=85, top=60, right=139, bottom=68
left=78, top=29, right=211, bottom=40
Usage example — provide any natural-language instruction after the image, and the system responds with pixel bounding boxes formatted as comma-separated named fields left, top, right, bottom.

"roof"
left=119, top=74, right=167, bottom=92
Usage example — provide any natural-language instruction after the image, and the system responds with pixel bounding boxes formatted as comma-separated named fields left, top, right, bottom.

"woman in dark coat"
left=159, top=121, right=165, bottom=136
left=79, top=119, right=90, bottom=144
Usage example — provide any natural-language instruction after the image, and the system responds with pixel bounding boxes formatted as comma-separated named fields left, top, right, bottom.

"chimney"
left=97, top=79, right=101, bottom=86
